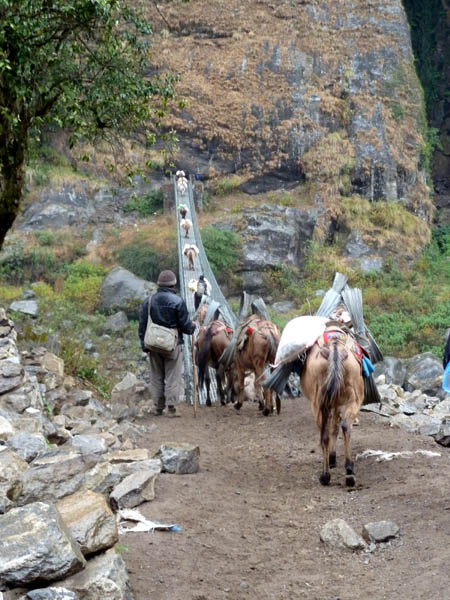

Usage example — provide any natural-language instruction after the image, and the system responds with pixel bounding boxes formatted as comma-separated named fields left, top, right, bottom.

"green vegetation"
left=123, top=189, right=164, bottom=217
left=281, top=228, right=450, bottom=358
left=213, top=176, right=241, bottom=197
left=201, top=226, right=242, bottom=289
left=0, top=0, right=179, bottom=249
left=403, top=0, right=445, bottom=118
left=115, top=239, right=177, bottom=281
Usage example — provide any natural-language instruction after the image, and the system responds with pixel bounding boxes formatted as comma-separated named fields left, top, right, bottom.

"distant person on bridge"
left=139, top=270, right=195, bottom=416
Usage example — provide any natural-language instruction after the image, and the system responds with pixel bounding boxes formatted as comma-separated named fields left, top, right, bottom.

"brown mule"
left=301, top=327, right=364, bottom=487
left=195, top=320, right=234, bottom=406
left=231, top=315, right=281, bottom=416
left=183, top=246, right=197, bottom=270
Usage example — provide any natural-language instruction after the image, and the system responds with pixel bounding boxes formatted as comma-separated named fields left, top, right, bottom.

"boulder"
left=0, top=415, right=15, bottom=440
left=0, top=502, right=85, bottom=587
left=390, top=413, right=441, bottom=437
left=109, top=468, right=159, bottom=510
left=57, top=491, right=118, bottom=556
left=99, top=267, right=156, bottom=318
left=6, top=432, right=48, bottom=463
left=17, top=449, right=102, bottom=506
left=102, top=312, right=129, bottom=334
left=155, top=442, right=200, bottom=474
left=362, top=520, right=400, bottom=543
left=0, top=361, right=23, bottom=395
left=404, top=353, right=443, bottom=395
left=320, top=518, right=367, bottom=552
left=374, top=356, right=407, bottom=386
left=0, top=447, right=28, bottom=513
left=51, top=547, right=134, bottom=600
left=69, top=435, right=108, bottom=456
left=8, top=301, right=38, bottom=318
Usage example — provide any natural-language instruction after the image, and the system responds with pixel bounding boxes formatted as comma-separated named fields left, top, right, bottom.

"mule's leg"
left=205, top=371, right=212, bottom=407
left=341, top=418, right=355, bottom=487
left=234, top=366, right=245, bottom=411
left=275, top=393, right=281, bottom=415
left=329, top=413, right=340, bottom=469
left=319, top=412, right=331, bottom=485
left=216, top=371, right=226, bottom=405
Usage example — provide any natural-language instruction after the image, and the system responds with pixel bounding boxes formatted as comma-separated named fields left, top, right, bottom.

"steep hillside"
left=145, top=1, right=432, bottom=246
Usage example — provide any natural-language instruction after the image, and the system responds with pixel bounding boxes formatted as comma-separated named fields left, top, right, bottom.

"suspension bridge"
left=174, top=175, right=236, bottom=405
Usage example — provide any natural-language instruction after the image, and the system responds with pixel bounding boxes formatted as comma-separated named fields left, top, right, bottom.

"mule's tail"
left=320, top=341, right=346, bottom=444
left=197, top=327, right=213, bottom=389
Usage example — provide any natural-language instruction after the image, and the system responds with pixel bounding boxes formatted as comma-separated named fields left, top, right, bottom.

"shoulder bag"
left=144, top=297, right=178, bottom=355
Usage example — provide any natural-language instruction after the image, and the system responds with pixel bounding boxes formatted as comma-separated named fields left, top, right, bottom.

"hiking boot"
left=167, top=405, right=180, bottom=417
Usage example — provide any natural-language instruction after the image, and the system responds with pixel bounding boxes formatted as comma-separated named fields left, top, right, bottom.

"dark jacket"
left=138, top=286, right=195, bottom=350
left=444, top=335, right=450, bottom=369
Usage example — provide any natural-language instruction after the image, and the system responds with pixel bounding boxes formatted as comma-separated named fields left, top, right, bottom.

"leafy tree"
left=0, top=0, right=178, bottom=249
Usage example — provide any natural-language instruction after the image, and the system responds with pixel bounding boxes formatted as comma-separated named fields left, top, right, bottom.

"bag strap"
left=147, top=296, right=153, bottom=323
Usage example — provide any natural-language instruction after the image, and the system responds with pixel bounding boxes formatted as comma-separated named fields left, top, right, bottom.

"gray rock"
left=320, top=518, right=367, bottom=551
left=102, top=312, right=129, bottom=334
left=434, top=422, right=450, bottom=447
left=110, top=468, right=159, bottom=510
left=57, top=491, right=118, bottom=556
left=362, top=520, right=400, bottom=543
left=0, top=360, right=23, bottom=394
left=241, top=206, right=316, bottom=293
left=0, top=447, right=29, bottom=513
left=52, top=547, right=134, bottom=600
left=9, top=301, right=38, bottom=318
left=374, top=356, right=407, bottom=386
left=0, top=415, right=15, bottom=440
left=0, top=502, right=85, bottom=586
left=17, top=449, right=101, bottom=505
left=99, top=267, right=156, bottom=318
left=27, top=588, right=79, bottom=600
left=271, top=301, right=294, bottom=314
left=390, top=413, right=441, bottom=437
left=69, top=435, right=108, bottom=456
left=155, top=442, right=200, bottom=474
left=7, top=432, right=48, bottom=462
left=404, top=353, right=443, bottom=395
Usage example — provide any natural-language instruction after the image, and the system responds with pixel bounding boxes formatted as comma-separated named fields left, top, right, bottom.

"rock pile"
left=365, top=354, right=450, bottom=446
left=0, top=308, right=170, bottom=599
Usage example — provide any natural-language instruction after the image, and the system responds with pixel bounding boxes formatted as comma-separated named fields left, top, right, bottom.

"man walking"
left=139, top=270, right=195, bottom=416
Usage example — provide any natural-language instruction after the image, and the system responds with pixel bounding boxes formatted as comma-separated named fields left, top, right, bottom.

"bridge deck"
left=175, top=176, right=236, bottom=405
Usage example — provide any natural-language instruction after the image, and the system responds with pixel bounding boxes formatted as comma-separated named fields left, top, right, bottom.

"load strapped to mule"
left=264, top=272, right=383, bottom=405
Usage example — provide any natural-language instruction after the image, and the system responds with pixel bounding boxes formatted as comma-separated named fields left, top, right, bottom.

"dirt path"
left=122, top=398, right=450, bottom=600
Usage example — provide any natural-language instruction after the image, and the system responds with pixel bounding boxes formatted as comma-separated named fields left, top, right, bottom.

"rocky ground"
left=122, top=399, right=450, bottom=600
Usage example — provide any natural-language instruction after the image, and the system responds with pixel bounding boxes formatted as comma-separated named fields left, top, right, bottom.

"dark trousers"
left=194, top=292, right=203, bottom=310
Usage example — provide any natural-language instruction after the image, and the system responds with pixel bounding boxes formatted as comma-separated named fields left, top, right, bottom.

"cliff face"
left=149, top=0, right=432, bottom=228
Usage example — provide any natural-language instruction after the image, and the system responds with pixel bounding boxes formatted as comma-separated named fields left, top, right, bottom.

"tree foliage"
left=0, top=0, right=178, bottom=249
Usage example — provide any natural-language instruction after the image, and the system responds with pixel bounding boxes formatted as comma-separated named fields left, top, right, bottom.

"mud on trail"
left=123, top=398, right=450, bottom=600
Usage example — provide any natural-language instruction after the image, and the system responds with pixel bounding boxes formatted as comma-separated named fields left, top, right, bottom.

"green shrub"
left=62, top=261, right=107, bottom=312
left=201, top=226, right=242, bottom=286
left=123, top=189, right=164, bottom=217
left=35, top=231, right=57, bottom=246
left=115, top=241, right=177, bottom=281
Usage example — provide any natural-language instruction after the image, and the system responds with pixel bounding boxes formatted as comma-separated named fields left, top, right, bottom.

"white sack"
left=274, top=315, right=329, bottom=366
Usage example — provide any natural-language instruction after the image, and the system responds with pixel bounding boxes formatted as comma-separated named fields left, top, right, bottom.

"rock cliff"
left=149, top=1, right=432, bottom=228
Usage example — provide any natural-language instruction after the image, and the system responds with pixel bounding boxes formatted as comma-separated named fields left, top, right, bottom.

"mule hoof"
left=319, top=472, right=330, bottom=486
left=206, top=400, right=212, bottom=407
left=234, top=402, right=241, bottom=411
left=262, top=407, right=270, bottom=416
left=345, top=474, right=356, bottom=487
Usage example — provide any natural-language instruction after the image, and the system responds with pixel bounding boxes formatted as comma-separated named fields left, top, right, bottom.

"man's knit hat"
left=157, top=270, right=177, bottom=286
